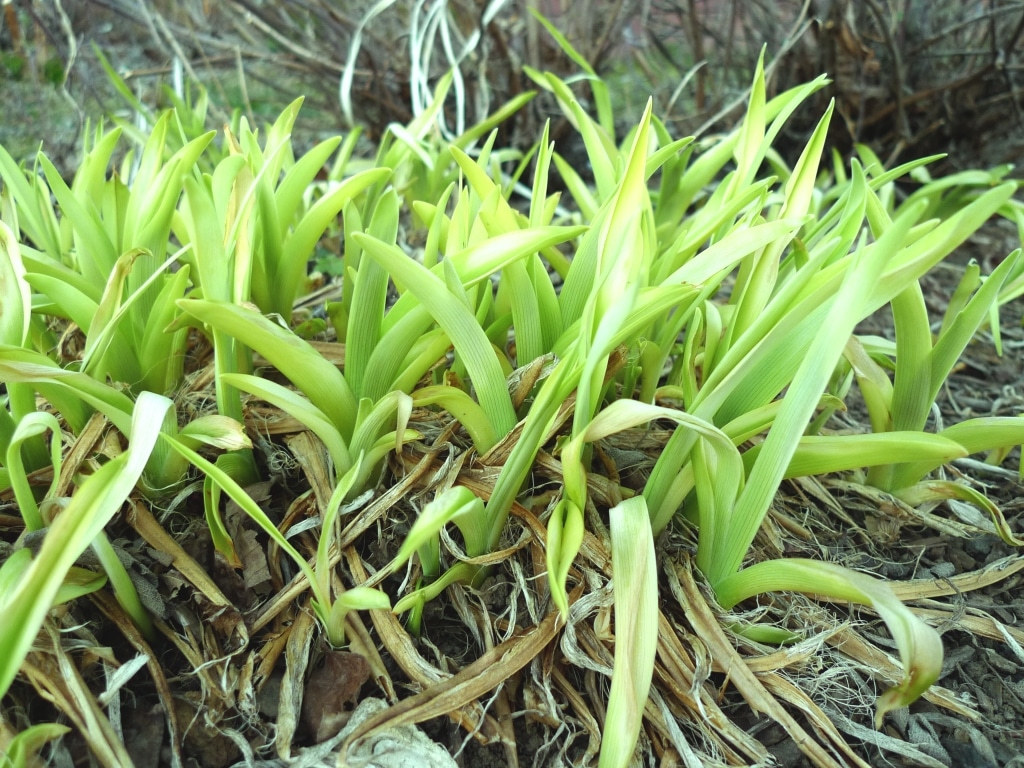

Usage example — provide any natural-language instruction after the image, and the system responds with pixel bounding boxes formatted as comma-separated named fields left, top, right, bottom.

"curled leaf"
left=546, top=497, right=584, bottom=619
left=714, top=558, right=943, bottom=727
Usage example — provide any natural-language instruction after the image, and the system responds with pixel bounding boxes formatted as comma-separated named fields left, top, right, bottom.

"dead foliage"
left=27, top=1, right=1017, bottom=170
left=635, top=0, right=1024, bottom=169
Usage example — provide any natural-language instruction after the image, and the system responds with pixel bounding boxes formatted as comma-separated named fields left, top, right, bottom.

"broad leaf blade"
left=600, top=496, right=658, bottom=768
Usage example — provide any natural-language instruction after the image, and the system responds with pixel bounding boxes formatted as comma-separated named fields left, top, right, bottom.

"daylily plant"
left=1, top=29, right=1022, bottom=768
left=365, top=47, right=1021, bottom=765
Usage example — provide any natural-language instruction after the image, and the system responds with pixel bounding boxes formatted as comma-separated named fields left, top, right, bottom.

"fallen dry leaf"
left=302, top=650, right=372, bottom=743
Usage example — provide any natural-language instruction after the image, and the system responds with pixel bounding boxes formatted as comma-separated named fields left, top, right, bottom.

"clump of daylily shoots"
left=2, top=26, right=1023, bottom=768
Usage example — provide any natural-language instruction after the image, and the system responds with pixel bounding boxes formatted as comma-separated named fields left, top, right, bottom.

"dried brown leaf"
left=301, top=650, right=371, bottom=743
left=126, top=500, right=247, bottom=649
left=889, top=552, right=1024, bottom=601
left=668, top=557, right=850, bottom=768
left=22, top=625, right=134, bottom=767
left=339, top=609, right=562, bottom=755
left=90, top=590, right=185, bottom=768
left=276, top=603, right=316, bottom=759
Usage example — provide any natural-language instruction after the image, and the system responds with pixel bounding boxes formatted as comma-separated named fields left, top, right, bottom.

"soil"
left=3, top=4, right=1024, bottom=768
